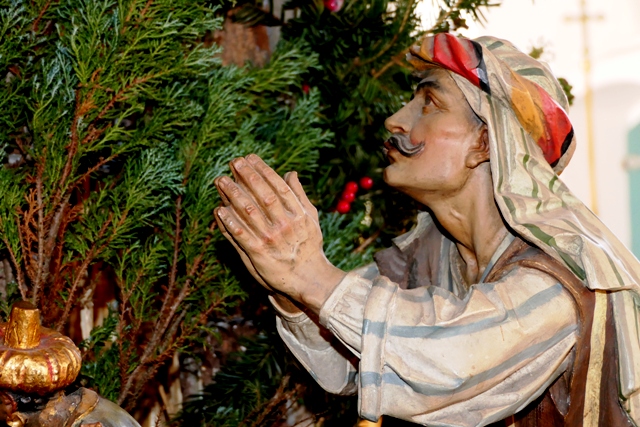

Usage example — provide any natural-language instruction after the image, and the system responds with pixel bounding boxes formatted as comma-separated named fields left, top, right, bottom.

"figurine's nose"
left=385, top=102, right=414, bottom=134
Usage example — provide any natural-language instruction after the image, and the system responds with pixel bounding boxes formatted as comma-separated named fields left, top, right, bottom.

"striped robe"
left=272, top=213, right=580, bottom=426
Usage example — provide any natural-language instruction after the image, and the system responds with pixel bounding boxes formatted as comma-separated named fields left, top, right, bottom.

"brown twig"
left=358, top=0, right=415, bottom=68
left=372, top=50, right=409, bottom=79
left=1, top=236, right=27, bottom=300
left=140, top=0, right=154, bottom=17
left=17, top=190, right=39, bottom=285
left=68, top=153, right=118, bottom=192
left=32, top=0, right=54, bottom=33
left=56, top=212, right=114, bottom=330
left=49, top=90, right=85, bottom=213
left=239, top=375, right=304, bottom=427
left=431, top=0, right=465, bottom=32
left=41, top=194, right=72, bottom=277
left=353, top=229, right=381, bottom=254
left=118, top=290, right=225, bottom=408
left=371, top=0, right=469, bottom=80
left=32, top=160, right=46, bottom=304
left=51, top=70, right=162, bottom=216
left=157, top=197, right=183, bottom=325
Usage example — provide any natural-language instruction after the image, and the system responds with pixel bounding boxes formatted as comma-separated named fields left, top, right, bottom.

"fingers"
left=214, top=177, right=231, bottom=206
left=214, top=199, right=260, bottom=252
left=215, top=207, right=271, bottom=289
left=285, top=171, right=318, bottom=222
left=229, top=157, right=289, bottom=224
left=216, top=175, right=271, bottom=235
left=244, top=154, right=304, bottom=216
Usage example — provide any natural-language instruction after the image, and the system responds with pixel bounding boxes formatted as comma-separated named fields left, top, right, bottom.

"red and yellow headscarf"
left=407, top=33, right=575, bottom=174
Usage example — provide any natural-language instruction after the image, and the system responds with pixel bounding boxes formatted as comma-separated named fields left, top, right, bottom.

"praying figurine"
left=215, top=34, right=640, bottom=426
left=0, top=301, right=140, bottom=427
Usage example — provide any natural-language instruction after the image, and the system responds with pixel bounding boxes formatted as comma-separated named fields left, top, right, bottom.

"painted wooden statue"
left=215, top=34, right=640, bottom=426
left=0, top=301, right=140, bottom=427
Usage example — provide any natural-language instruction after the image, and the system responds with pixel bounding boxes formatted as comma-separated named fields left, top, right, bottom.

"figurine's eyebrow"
left=415, top=78, right=442, bottom=94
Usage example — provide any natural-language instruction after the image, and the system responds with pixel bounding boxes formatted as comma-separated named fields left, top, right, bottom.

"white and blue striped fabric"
left=273, top=216, right=578, bottom=427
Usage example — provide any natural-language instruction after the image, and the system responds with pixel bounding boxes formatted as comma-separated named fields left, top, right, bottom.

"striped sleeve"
left=271, top=263, right=379, bottom=395
left=320, top=266, right=578, bottom=426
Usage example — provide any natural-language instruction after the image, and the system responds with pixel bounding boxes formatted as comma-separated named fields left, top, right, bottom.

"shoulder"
left=484, top=238, right=581, bottom=324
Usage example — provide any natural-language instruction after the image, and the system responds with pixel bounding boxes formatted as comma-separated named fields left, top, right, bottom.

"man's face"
left=383, top=68, right=487, bottom=204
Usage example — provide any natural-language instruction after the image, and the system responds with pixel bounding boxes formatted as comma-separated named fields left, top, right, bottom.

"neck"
left=424, top=166, right=509, bottom=284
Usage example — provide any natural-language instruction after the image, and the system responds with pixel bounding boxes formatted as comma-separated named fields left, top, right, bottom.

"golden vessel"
left=0, top=301, right=82, bottom=395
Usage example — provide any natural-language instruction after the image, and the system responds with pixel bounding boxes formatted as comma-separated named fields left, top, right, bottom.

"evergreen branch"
left=32, top=0, right=55, bottom=33
left=156, top=195, right=183, bottom=336
left=33, top=160, right=46, bottom=304
left=68, top=153, right=118, bottom=192
left=50, top=89, right=85, bottom=213
left=371, top=0, right=482, bottom=80
left=124, top=0, right=154, bottom=26
left=372, top=50, right=409, bottom=80
left=140, top=0, right=154, bottom=18
left=239, top=375, right=303, bottom=427
left=122, top=295, right=225, bottom=410
left=116, top=254, right=147, bottom=395
left=118, top=197, right=189, bottom=405
left=53, top=70, right=164, bottom=215
left=432, top=0, right=465, bottom=31
left=18, top=190, right=39, bottom=286
left=146, top=218, right=218, bottom=362
left=45, top=197, right=77, bottom=301
left=117, top=306, right=129, bottom=399
left=1, top=234, right=27, bottom=300
left=357, top=0, right=416, bottom=68
left=80, top=122, right=112, bottom=147
left=56, top=212, right=115, bottom=330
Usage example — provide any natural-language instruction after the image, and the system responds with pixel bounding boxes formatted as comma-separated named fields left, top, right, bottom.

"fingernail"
left=218, top=176, right=231, bottom=186
left=247, top=154, right=259, bottom=164
left=233, top=158, right=246, bottom=170
left=217, top=208, right=227, bottom=219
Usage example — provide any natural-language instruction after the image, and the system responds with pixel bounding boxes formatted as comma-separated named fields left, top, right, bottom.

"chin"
left=382, top=165, right=401, bottom=188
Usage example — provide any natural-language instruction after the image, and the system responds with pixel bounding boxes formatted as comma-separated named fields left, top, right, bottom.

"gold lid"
left=0, top=302, right=81, bottom=395
left=5, top=301, right=41, bottom=349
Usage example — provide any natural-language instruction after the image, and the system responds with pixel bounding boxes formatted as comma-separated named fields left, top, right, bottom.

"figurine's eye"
left=422, top=95, right=433, bottom=113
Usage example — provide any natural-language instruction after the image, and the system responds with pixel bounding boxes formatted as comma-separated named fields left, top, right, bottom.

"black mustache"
left=385, top=134, right=424, bottom=157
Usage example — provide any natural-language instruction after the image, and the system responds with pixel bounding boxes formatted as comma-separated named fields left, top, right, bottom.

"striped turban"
left=407, top=34, right=640, bottom=424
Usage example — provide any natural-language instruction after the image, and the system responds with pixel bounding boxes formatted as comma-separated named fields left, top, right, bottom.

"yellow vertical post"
left=566, top=0, right=604, bottom=214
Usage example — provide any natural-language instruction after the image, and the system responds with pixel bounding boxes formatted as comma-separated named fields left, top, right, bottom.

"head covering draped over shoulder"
left=407, top=34, right=640, bottom=424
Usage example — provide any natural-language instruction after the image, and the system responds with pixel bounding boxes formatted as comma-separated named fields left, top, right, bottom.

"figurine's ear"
left=466, top=126, right=490, bottom=169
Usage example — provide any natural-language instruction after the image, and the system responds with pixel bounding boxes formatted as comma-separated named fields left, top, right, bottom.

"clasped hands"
left=214, top=154, right=346, bottom=315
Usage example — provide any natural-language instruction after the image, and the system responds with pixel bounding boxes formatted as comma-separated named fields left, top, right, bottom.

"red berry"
left=336, top=200, right=351, bottom=214
left=360, top=176, right=374, bottom=190
left=344, top=181, right=358, bottom=193
left=341, top=191, right=356, bottom=203
left=302, top=83, right=310, bottom=94
left=324, top=0, right=344, bottom=12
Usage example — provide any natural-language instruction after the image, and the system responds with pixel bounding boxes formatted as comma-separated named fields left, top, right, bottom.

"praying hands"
left=214, top=154, right=346, bottom=314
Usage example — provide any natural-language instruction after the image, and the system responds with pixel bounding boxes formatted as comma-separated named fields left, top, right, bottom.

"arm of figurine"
left=268, top=262, right=379, bottom=395
left=214, top=154, right=346, bottom=314
left=318, top=265, right=579, bottom=425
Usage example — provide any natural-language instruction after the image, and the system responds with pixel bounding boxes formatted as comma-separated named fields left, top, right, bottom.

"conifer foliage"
left=0, top=0, right=329, bottom=411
